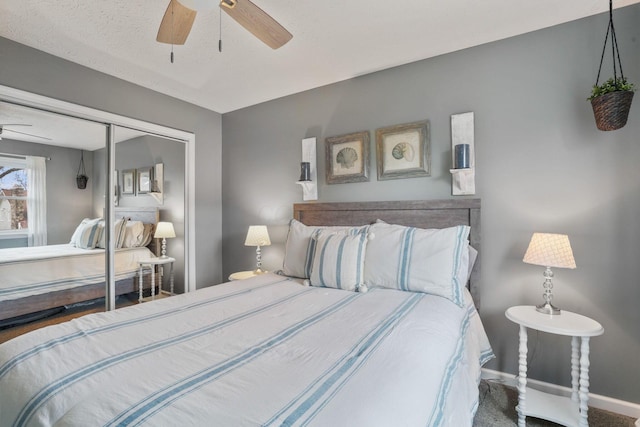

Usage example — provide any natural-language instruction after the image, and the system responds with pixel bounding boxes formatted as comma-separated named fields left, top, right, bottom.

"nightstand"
left=505, top=306, right=604, bottom=427
left=138, top=257, right=175, bottom=302
left=228, top=270, right=261, bottom=281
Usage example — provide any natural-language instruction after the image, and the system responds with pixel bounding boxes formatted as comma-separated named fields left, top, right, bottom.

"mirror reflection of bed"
left=0, top=102, right=187, bottom=339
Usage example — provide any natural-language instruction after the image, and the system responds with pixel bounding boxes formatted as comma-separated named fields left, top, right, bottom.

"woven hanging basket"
left=589, top=0, right=635, bottom=131
left=591, top=90, right=634, bottom=131
left=76, top=151, right=88, bottom=189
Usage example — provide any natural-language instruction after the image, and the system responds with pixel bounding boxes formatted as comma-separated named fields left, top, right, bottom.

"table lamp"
left=245, top=225, right=271, bottom=274
left=523, top=232, right=576, bottom=315
left=154, top=221, right=175, bottom=258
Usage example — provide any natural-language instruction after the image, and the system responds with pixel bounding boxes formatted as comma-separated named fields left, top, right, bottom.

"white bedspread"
left=0, top=273, right=493, bottom=427
left=0, top=244, right=155, bottom=302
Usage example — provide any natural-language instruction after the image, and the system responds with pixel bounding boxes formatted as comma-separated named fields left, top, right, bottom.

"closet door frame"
left=0, top=84, right=197, bottom=309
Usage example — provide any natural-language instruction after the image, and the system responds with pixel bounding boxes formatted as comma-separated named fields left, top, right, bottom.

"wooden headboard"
left=114, top=207, right=160, bottom=224
left=293, top=199, right=481, bottom=308
left=113, top=207, right=161, bottom=256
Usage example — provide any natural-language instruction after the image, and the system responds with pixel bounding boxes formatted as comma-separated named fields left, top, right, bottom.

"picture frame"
left=325, top=131, right=370, bottom=184
left=137, top=167, right=153, bottom=194
left=121, top=169, right=135, bottom=195
left=375, top=120, right=430, bottom=181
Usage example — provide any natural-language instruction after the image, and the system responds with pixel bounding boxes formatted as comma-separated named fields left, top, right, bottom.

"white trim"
left=482, top=368, right=640, bottom=421
left=0, top=231, right=28, bottom=239
left=0, top=84, right=197, bottom=292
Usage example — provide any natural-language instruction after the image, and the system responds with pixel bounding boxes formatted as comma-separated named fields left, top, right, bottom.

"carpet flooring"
left=474, top=379, right=637, bottom=427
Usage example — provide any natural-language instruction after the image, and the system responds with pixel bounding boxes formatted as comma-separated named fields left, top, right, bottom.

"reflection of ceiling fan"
left=0, top=124, right=52, bottom=141
left=157, top=0, right=292, bottom=49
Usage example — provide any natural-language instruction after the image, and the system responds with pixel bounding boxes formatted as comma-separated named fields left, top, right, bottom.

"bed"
left=0, top=207, right=159, bottom=323
left=0, top=199, right=493, bottom=427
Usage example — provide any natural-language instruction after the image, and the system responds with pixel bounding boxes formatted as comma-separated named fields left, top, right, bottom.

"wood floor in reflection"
left=0, top=293, right=138, bottom=345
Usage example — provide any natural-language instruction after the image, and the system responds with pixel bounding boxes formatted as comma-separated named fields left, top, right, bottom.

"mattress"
left=0, top=244, right=155, bottom=302
left=0, top=273, right=493, bottom=427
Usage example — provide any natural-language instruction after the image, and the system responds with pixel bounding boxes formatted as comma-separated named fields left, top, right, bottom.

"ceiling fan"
left=0, top=124, right=52, bottom=141
left=157, top=0, right=292, bottom=50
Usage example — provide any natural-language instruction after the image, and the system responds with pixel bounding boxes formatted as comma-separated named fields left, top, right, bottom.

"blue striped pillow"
left=364, top=222, right=470, bottom=306
left=309, top=230, right=368, bottom=291
left=70, top=218, right=101, bottom=248
left=73, top=220, right=102, bottom=249
left=96, top=218, right=128, bottom=249
left=281, top=219, right=368, bottom=279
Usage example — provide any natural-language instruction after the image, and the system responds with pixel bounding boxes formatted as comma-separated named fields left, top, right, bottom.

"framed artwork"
left=375, top=120, right=430, bottom=181
left=325, top=131, right=370, bottom=184
left=137, top=167, right=153, bottom=194
left=122, top=169, right=135, bottom=195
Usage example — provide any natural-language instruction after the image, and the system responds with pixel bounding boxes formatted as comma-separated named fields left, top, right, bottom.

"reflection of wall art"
left=325, top=131, right=370, bottom=184
left=137, top=167, right=153, bottom=194
left=376, top=120, right=430, bottom=181
left=122, top=169, right=136, bottom=195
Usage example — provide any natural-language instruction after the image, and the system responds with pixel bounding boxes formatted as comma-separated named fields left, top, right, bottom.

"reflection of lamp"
left=523, top=233, right=576, bottom=315
left=244, top=225, right=271, bottom=274
left=155, top=221, right=176, bottom=258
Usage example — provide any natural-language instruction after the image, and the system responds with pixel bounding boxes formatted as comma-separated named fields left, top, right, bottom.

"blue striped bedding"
left=0, top=273, right=493, bottom=427
left=0, top=244, right=155, bottom=302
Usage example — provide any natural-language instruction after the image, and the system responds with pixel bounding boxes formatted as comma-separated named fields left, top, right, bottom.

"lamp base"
left=536, top=302, right=561, bottom=315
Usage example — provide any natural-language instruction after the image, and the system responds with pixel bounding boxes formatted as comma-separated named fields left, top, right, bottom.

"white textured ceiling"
left=1, top=0, right=639, bottom=114
left=0, top=102, right=146, bottom=150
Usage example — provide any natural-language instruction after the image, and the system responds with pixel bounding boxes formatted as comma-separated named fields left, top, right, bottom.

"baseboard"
left=482, top=368, right=640, bottom=422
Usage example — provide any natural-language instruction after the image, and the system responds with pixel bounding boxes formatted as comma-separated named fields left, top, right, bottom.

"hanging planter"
left=588, top=0, right=635, bottom=131
left=76, top=151, right=88, bottom=189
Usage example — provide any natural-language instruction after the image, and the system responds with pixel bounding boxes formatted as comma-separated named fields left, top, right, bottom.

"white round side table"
left=228, top=270, right=261, bottom=281
left=505, top=306, right=603, bottom=427
left=138, top=256, right=175, bottom=302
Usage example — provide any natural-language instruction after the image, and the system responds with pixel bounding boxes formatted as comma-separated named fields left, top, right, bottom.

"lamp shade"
left=523, top=233, right=576, bottom=269
left=244, top=225, right=271, bottom=247
left=154, top=222, right=176, bottom=239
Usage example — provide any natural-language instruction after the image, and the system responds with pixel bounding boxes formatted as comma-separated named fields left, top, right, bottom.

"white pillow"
left=468, top=245, right=478, bottom=282
left=138, top=223, right=155, bottom=248
left=72, top=220, right=102, bottom=249
left=309, top=229, right=368, bottom=291
left=121, top=221, right=145, bottom=248
left=281, top=219, right=368, bottom=278
left=70, top=218, right=101, bottom=247
left=364, top=222, right=470, bottom=306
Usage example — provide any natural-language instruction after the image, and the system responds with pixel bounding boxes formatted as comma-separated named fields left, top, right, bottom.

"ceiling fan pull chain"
left=219, top=9, right=223, bottom=52
left=170, top=0, right=175, bottom=63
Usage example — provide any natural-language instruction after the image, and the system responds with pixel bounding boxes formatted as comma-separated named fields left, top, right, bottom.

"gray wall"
left=222, top=5, right=640, bottom=403
left=0, top=138, right=94, bottom=248
left=93, top=135, right=187, bottom=293
left=0, top=37, right=223, bottom=288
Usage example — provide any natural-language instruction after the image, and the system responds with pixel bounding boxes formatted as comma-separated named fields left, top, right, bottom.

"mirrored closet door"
left=0, top=87, right=194, bottom=328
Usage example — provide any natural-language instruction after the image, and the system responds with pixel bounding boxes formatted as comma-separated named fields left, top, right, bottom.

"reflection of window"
left=0, top=156, right=28, bottom=233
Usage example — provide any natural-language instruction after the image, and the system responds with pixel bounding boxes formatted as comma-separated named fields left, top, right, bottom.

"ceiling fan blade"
left=157, top=0, right=197, bottom=45
left=221, top=0, right=292, bottom=49
left=3, top=128, right=52, bottom=141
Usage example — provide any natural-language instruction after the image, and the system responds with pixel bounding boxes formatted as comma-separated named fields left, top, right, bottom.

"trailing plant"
left=588, top=77, right=635, bottom=100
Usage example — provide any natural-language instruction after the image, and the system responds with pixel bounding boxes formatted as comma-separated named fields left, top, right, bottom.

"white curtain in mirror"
left=26, top=155, right=47, bottom=246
